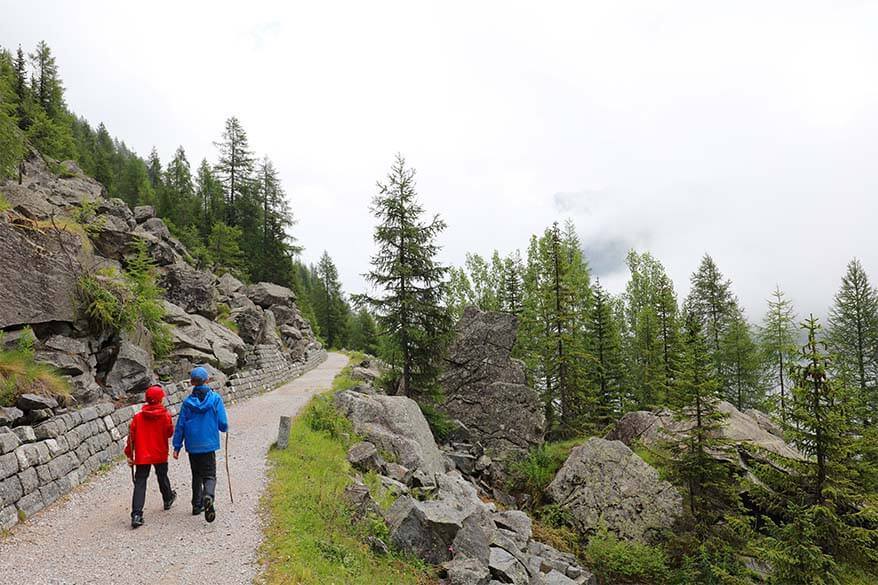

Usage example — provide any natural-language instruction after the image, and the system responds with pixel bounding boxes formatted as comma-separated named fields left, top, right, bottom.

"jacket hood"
left=145, top=385, right=165, bottom=404
left=140, top=402, right=168, bottom=419
left=183, top=386, right=221, bottom=413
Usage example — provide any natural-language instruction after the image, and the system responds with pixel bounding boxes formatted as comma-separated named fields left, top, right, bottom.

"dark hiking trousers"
left=131, top=463, right=173, bottom=516
left=188, top=451, right=217, bottom=507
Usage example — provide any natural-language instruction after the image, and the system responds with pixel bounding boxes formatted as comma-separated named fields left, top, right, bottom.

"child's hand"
left=173, top=450, right=180, bottom=460
left=126, top=458, right=134, bottom=467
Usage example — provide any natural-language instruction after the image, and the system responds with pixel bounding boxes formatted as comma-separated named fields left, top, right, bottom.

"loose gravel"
left=0, top=352, right=347, bottom=585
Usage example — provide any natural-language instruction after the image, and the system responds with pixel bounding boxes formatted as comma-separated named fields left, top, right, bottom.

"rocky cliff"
left=0, top=151, right=326, bottom=529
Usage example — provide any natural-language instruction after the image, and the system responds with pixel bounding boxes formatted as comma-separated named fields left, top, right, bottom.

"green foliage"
left=353, top=154, right=452, bottom=394
left=585, top=528, right=671, bottom=585
left=314, top=251, right=349, bottom=349
left=757, top=286, right=798, bottom=424
left=0, top=329, right=70, bottom=407
left=76, top=239, right=171, bottom=358
left=687, top=254, right=739, bottom=371
left=0, top=192, right=11, bottom=212
left=508, top=439, right=585, bottom=505
left=304, top=394, right=354, bottom=442
left=720, top=312, right=765, bottom=410
left=416, top=402, right=455, bottom=443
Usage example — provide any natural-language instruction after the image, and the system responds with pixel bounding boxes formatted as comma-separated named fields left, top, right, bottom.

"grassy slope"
left=259, top=354, right=436, bottom=585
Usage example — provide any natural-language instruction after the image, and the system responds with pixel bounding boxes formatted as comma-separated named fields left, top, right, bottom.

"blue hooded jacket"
left=172, top=385, right=229, bottom=454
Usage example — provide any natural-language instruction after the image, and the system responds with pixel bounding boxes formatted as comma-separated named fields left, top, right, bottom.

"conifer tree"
left=354, top=154, right=451, bottom=394
left=688, top=254, right=738, bottom=371
left=465, top=252, right=502, bottom=311
left=347, top=308, right=380, bottom=355
left=29, top=41, right=64, bottom=118
left=146, top=147, right=163, bottom=190
left=207, top=221, right=246, bottom=279
left=720, top=311, right=764, bottom=410
left=826, top=258, right=878, bottom=424
left=315, top=251, right=349, bottom=349
left=195, top=159, right=223, bottom=236
left=214, top=116, right=255, bottom=225
left=585, top=279, right=627, bottom=426
left=446, top=267, right=476, bottom=321
left=666, top=308, right=737, bottom=527
left=162, top=146, right=195, bottom=226
left=500, top=250, right=525, bottom=315
left=758, top=286, right=798, bottom=423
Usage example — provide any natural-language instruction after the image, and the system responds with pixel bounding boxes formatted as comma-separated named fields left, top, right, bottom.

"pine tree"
left=207, top=221, right=246, bottom=279
left=585, top=279, right=627, bottom=426
left=720, top=311, right=764, bottom=410
left=214, top=116, right=255, bottom=225
left=315, top=251, right=349, bottom=349
left=688, top=254, right=738, bottom=371
left=353, top=154, right=451, bottom=394
left=28, top=41, right=64, bottom=118
left=195, top=159, right=223, bottom=236
left=624, top=251, right=679, bottom=408
left=666, top=308, right=737, bottom=528
left=500, top=250, right=525, bottom=315
left=162, top=146, right=195, bottom=226
left=348, top=308, right=380, bottom=355
left=758, top=286, right=798, bottom=423
left=826, top=258, right=878, bottom=425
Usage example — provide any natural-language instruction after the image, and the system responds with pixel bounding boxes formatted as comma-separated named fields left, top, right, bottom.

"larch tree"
left=758, top=286, right=798, bottom=423
left=315, top=251, right=349, bottom=349
left=720, top=311, right=764, bottom=410
left=353, top=154, right=451, bottom=394
left=585, top=279, right=627, bottom=427
left=826, top=258, right=878, bottom=425
left=214, top=116, right=255, bottom=225
left=687, top=254, right=739, bottom=372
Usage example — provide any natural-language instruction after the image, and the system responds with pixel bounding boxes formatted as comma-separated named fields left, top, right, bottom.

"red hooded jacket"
left=124, top=386, right=173, bottom=465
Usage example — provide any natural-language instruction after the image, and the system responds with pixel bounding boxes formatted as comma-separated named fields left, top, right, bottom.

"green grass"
left=0, top=192, right=11, bottom=212
left=0, top=329, right=70, bottom=407
left=507, top=437, right=587, bottom=505
left=260, top=355, right=436, bottom=585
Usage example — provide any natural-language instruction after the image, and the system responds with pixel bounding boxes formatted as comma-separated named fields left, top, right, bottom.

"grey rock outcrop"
left=159, top=263, right=217, bottom=318
left=440, top=307, right=545, bottom=464
left=607, top=401, right=800, bottom=461
left=133, top=205, right=155, bottom=223
left=334, top=390, right=445, bottom=475
left=247, top=282, right=295, bottom=308
left=547, top=438, right=682, bottom=543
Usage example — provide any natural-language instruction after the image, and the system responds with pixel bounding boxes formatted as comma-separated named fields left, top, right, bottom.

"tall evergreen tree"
left=585, top=279, right=627, bottom=426
left=353, top=154, right=451, bottom=394
left=214, top=116, right=255, bottom=225
left=162, top=146, right=195, bottom=226
left=500, top=250, right=525, bottom=316
left=666, top=308, right=737, bottom=527
left=826, top=258, right=878, bottom=425
left=315, top=251, right=349, bottom=349
left=348, top=308, right=380, bottom=355
left=688, top=254, right=738, bottom=371
left=720, top=311, right=764, bottom=410
left=758, top=286, right=798, bottom=423
left=28, top=41, right=63, bottom=118
left=195, top=158, right=223, bottom=237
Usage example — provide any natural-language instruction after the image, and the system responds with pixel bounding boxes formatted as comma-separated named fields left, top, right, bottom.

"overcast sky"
left=3, top=1, right=877, bottom=321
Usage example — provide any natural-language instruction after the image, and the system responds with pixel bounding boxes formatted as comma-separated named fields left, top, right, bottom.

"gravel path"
left=0, top=352, right=348, bottom=585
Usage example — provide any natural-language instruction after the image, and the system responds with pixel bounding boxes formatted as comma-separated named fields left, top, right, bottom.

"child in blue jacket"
left=173, top=366, right=228, bottom=522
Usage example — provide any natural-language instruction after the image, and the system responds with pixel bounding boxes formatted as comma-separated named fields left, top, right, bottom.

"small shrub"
left=585, top=528, right=671, bottom=585
left=77, top=240, right=171, bottom=358
left=71, top=199, right=105, bottom=235
left=305, top=394, right=353, bottom=441
left=418, top=402, right=455, bottom=443
left=0, top=193, right=11, bottom=212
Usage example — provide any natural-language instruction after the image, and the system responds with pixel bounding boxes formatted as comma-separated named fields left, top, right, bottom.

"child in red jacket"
left=124, top=385, right=177, bottom=528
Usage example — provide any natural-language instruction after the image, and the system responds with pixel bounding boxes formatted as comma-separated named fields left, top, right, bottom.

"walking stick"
left=225, top=432, right=234, bottom=504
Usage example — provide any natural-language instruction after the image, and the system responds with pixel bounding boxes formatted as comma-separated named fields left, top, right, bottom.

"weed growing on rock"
left=0, top=329, right=69, bottom=407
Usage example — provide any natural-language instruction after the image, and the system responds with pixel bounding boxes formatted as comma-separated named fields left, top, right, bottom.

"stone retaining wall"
left=0, top=348, right=327, bottom=530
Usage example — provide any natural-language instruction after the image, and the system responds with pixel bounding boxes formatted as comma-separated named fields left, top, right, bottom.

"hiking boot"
left=203, top=495, right=216, bottom=523
left=131, top=513, right=144, bottom=529
left=192, top=506, right=203, bottom=516
left=164, top=491, right=177, bottom=511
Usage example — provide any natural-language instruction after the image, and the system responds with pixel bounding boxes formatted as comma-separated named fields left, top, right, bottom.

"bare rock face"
left=246, top=282, right=295, bottom=308
left=334, top=389, right=446, bottom=475
left=159, top=263, right=217, bottom=319
left=547, top=438, right=682, bottom=543
left=0, top=220, right=83, bottom=329
left=607, top=401, right=801, bottom=461
left=440, top=307, right=545, bottom=463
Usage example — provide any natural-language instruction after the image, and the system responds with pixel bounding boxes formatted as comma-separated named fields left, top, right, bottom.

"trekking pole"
left=225, top=432, right=234, bottom=504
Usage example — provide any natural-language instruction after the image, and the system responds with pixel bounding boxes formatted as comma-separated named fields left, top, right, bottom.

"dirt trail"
left=0, top=352, right=348, bottom=585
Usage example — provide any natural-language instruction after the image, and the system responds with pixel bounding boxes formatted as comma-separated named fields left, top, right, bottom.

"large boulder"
left=547, top=438, right=682, bottom=543
left=216, top=272, right=245, bottom=297
left=606, top=401, right=801, bottom=461
left=334, top=390, right=445, bottom=475
left=89, top=213, right=138, bottom=260
left=159, top=263, right=217, bottom=318
left=105, top=335, right=153, bottom=397
left=0, top=220, right=83, bottom=328
left=440, top=307, right=545, bottom=462
left=162, top=301, right=245, bottom=373
left=33, top=335, right=94, bottom=377
left=232, top=305, right=266, bottom=345
left=246, top=282, right=295, bottom=308
left=386, top=472, right=487, bottom=564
